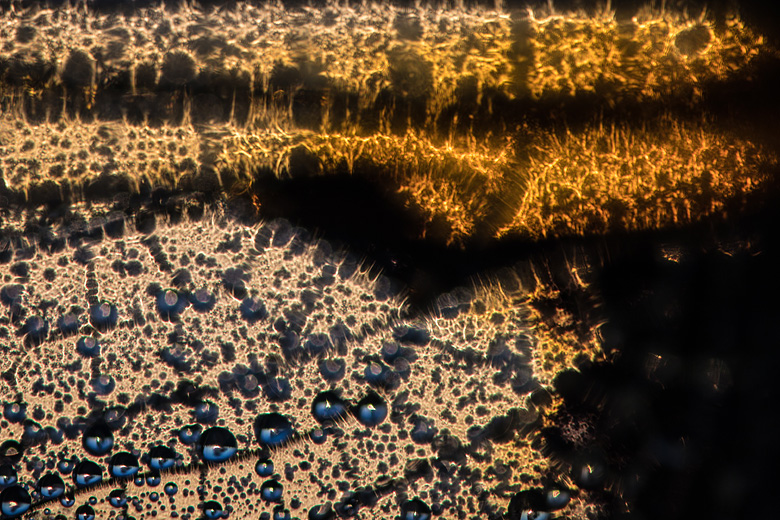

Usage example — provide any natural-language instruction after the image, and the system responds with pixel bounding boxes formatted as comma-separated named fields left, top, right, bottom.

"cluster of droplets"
left=0, top=200, right=579, bottom=520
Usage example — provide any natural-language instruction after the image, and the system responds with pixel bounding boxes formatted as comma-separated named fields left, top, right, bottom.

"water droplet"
left=177, top=424, right=202, bottom=445
left=355, top=393, right=387, bottom=427
left=37, top=472, right=65, bottom=499
left=91, top=374, right=116, bottom=395
left=203, top=500, right=224, bottom=519
left=0, top=464, right=17, bottom=487
left=89, top=301, right=118, bottom=331
left=3, top=403, right=26, bottom=423
left=76, top=336, right=100, bottom=358
left=73, top=460, right=102, bottom=487
left=21, top=315, right=48, bottom=345
left=189, top=288, right=217, bottom=312
left=273, top=507, right=292, bottom=520
left=164, top=482, right=178, bottom=496
left=108, top=489, right=127, bottom=508
left=312, top=391, right=347, bottom=423
left=0, top=485, right=31, bottom=518
left=108, top=452, right=139, bottom=478
left=400, top=498, right=431, bottom=520
left=0, top=441, right=23, bottom=463
left=147, top=445, right=177, bottom=471
left=260, top=479, right=283, bottom=502
left=319, top=358, right=346, bottom=381
left=410, top=416, right=437, bottom=444
left=75, top=504, right=96, bottom=520
left=308, top=502, right=335, bottom=520
left=146, top=472, right=161, bottom=487
left=59, top=495, right=75, bottom=508
left=156, top=288, right=189, bottom=320
left=82, top=423, right=114, bottom=456
left=255, top=459, right=274, bottom=478
left=198, top=427, right=237, bottom=463
left=254, top=413, right=295, bottom=448
left=56, top=313, right=80, bottom=337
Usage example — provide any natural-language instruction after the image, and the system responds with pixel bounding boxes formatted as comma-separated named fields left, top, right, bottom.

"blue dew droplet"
left=156, top=288, right=189, bottom=320
left=189, top=288, right=217, bottom=312
left=400, top=498, right=432, bottom=520
left=355, top=393, right=388, bottom=427
left=21, top=315, right=48, bottom=345
left=59, top=494, right=75, bottom=507
left=308, top=502, right=335, bottom=520
left=203, top=500, right=224, bottom=519
left=73, top=460, right=102, bottom=487
left=0, top=485, right=31, bottom=518
left=544, top=486, right=571, bottom=511
left=108, top=489, right=127, bottom=508
left=194, top=400, right=219, bottom=424
left=57, top=459, right=75, bottom=475
left=146, top=472, right=161, bottom=487
left=149, top=491, right=160, bottom=502
left=75, top=504, right=96, bottom=520
left=147, top=445, right=177, bottom=471
left=37, top=473, right=64, bottom=499
left=260, top=479, right=283, bottom=503
left=178, top=424, right=202, bottom=445
left=311, top=391, right=347, bottom=423
left=89, top=301, right=118, bottom=331
left=263, top=377, right=291, bottom=402
left=76, top=336, right=101, bottom=358
left=239, top=297, right=267, bottom=323
left=164, top=482, right=178, bottom=496
left=3, top=402, right=26, bottom=423
left=319, top=358, right=346, bottom=381
left=254, top=413, right=295, bottom=448
left=108, top=452, right=139, bottom=479
left=91, top=375, right=116, bottom=395
left=82, top=423, right=114, bottom=456
left=0, top=464, right=17, bottom=487
left=56, top=313, right=81, bottom=337
left=255, top=459, right=274, bottom=478
left=198, top=427, right=238, bottom=463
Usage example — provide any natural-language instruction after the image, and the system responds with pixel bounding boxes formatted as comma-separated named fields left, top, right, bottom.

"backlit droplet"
left=254, top=413, right=295, bottom=448
left=355, top=393, right=388, bottom=427
left=260, top=479, right=284, bottom=502
left=0, top=486, right=31, bottom=518
left=199, top=427, right=238, bottom=463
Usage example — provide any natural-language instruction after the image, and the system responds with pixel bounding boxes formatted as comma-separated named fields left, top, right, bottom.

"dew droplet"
left=147, top=445, right=177, bottom=471
left=311, top=391, right=347, bottom=423
left=260, top=479, right=283, bottom=502
left=255, top=459, right=274, bottom=478
left=0, top=485, right=31, bottom=518
left=82, top=423, right=114, bottom=456
left=198, top=427, right=238, bottom=463
left=73, top=460, right=102, bottom=487
left=254, top=413, right=295, bottom=448
left=355, top=393, right=388, bottom=427
left=37, top=472, right=65, bottom=499
left=108, top=452, right=139, bottom=478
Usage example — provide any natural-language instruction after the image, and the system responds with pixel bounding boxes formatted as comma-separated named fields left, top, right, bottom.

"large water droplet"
left=108, top=452, right=139, bottom=478
left=198, top=427, right=238, bottom=463
left=254, top=413, right=295, bottom=448
left=311, top=391, right=347, bottom=423
left=400, top=498, right=431, bottom=520
left=147, top=445, right=177, bottom=471
left=82, top=423, right=114, bottom=456
left=355, top=393, right=388, bottom=427
left=37, top=472, right=65, bottom=499
left=73, top=460, right=102, bottom=487
left=0, top=485, right=31, bottom=518
left=260, top=479, right=283, bottom=502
